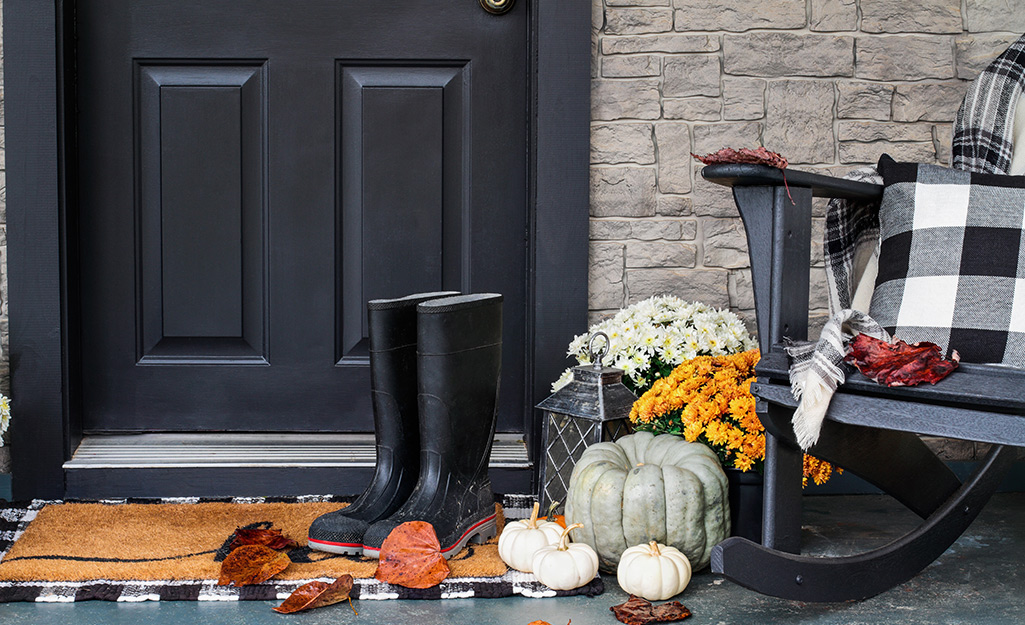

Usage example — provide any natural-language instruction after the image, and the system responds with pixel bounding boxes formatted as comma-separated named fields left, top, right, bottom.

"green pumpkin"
left=565, top=431, right=730, bottom=573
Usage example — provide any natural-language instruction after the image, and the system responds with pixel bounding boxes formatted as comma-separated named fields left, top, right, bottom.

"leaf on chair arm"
left=845, top=334, right=959, bottom=387
left=690, top=147, right=789, bottom=169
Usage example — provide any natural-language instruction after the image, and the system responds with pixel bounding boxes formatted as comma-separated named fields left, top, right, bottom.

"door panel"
left=76, top=1, right=527, bottom=433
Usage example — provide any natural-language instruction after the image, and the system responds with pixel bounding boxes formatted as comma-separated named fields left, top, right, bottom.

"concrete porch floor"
left=0, top=489, right=1022, bottom=624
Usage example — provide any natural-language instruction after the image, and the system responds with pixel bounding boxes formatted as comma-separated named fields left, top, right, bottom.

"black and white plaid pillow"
left=871, top=154, right=1025, bottom=368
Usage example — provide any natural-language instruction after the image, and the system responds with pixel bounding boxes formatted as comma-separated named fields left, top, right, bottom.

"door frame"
left=5, top=0, right=591, bottom=499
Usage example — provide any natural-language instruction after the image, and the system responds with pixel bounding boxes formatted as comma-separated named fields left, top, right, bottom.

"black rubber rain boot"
left=307, top=291, right=459, bottom=555
left=361, top=293, right=503, bottom=559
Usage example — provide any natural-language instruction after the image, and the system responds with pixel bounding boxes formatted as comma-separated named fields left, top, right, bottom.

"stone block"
left=965, top=1, right=1025, bottom=33
left=591, top=123, right=656, bottom=165
left=672, top=0, right=806, bottom=32
left=892, top=82, right=967, bottom=122
left=605, top=8, right=674, bottom=35
left=728, top=269, right=755, bottom=310
left=592, top=79, right=662, bottom=121
left=956, top=34, right=1021, bottom=80
left=654, top=123, right=692, bottom=194
left=662, top=98, right=721, bottom=121
left=590, top=242, right=626, bottom=310
left=691, top=121, right=762, bottom=156
left=590, top=167, right=658, bottom=217
left=607, top=0, right=671, bottom=5
left=764, top=80, right=835, bottom=164
left=592, top=0, right=605, bottom=30
left=601, top=34, right=720, bottom=55
left=811, top=217, right=825, bottom=266
left=837, top=81, right=894, bottom=121
left=934, top=123, right=953, bottom=165
left=838, top=121, right=934, bottom=142
left=809, top=267, right=829, bottom=310
left=625, top=241, right=698, bottom=267
left=590, top=218, right=684, bottom=241
left=723, top=33, right=854, bottom=78
left=602, top=55, right=661, bottom=78
left=591, top=29, right=600, bottom=79
left=722, top=78, right=765, bottom=121
left=702, top=218, right=750, bottom=269
left=692, top=164, right=740, bottom=218
left=679, top=219, right=698, bottom=239
left=838, top=141, right=936, bottom=164
left=855, top=36, right=955, bottom=81
left=663, top=54, right=721, bottom=97
left=625, top=267, right=730, bottom=308
left=810, top=0, right=858, bottom=31
left=656, top=195, right=694, bottom=216
left=860, top=0, right=961, bottom=33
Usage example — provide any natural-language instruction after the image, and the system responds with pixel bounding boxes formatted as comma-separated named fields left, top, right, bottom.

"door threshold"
left=65, top=433, right=531, bottom=469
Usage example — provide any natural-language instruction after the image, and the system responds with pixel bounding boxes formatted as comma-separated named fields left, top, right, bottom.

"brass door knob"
left=480, top=0, right=515, bottom=15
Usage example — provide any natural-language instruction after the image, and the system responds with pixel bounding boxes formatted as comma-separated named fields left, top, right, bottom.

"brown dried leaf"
left=691, top=147, right=789, bottom=169
left=374, top=521, right=451, bottom=589
left=231, top=527, right=299, bottom=551
left=272, top=575, right=356, bottom=614
left=611, top=595, right=691, bottom=624
left=845, top=334, right=959, bottom=387
left=217, top=544, right=291, bottom=586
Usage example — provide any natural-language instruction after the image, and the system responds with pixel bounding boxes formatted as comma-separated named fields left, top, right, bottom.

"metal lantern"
left=536, top=332, right=637, bottom=509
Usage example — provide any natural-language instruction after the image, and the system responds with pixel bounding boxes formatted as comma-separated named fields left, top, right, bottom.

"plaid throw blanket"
left=786, top=33, right=1025, bottom=450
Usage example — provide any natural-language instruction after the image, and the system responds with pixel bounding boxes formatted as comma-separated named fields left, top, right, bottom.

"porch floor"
left=0, top=483, right=1022, bottom=623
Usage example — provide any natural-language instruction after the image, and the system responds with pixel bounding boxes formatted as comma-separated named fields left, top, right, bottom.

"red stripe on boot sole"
left=362, top=514, right=498, bottom=555
left=307, top=538, right=363, bottom=549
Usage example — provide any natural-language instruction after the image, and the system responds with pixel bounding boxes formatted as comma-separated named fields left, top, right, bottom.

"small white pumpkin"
left=617, top=541, right=692, bottom=601
left=531, top=524, right=599, bottom=591
left=498, top=501, right=565, bottom=573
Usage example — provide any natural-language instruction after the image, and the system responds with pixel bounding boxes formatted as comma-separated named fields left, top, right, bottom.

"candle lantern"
left=536, top=332, right=637, bottom=509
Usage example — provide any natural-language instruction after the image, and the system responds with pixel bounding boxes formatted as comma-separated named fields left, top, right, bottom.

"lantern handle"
left=588, top=332, right=610, bottom=369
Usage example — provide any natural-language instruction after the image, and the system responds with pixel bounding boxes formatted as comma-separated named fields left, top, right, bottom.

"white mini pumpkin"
left=498, top=501, right=565, bottom=573
left=617, top=541, right=692, bottom=601
left=531, top=524, right=599, bottom=591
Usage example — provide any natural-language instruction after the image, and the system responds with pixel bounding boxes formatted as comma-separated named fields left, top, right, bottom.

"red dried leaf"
left=374, top=521, right=451, bottom=589
left=217, top=544, right=291, bottom=586
left=691, top=147, right=788, bottom=169
left=845, top=334, right=959, bottom=387
left=231, top=527, right=298, bottom=551
left=272, top=574, right=356, bottom=614
left=611, top=595, right=691, bottom=625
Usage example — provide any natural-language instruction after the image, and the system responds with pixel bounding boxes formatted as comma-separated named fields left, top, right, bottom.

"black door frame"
left=4, top=0, right=590, bottom=499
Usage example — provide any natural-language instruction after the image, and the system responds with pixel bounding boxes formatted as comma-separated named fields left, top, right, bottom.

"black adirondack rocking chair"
left=699, top=164, right=1025, bottom=602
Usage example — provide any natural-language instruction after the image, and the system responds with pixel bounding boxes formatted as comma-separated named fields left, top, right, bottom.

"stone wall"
left=588, top=0, right=1025, bottom=337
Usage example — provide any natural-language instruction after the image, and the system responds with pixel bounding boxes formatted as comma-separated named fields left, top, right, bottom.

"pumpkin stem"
left=546, top=500, right=561, bottom=519
left=527, top=501, right=540, bottom=529
left=559, top=523, right=583, bottom=551
left=648, top=540, right=661, bottom=556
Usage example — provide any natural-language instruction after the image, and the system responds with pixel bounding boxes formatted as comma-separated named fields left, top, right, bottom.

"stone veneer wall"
left=588, top=0, right=1025, bottom=343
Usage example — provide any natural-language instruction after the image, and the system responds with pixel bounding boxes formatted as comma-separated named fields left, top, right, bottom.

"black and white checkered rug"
left=0, top=495, right=604, bottom=603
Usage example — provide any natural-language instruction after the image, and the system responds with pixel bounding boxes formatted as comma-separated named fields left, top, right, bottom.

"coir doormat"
left=0, top=495, right=603, bottom=603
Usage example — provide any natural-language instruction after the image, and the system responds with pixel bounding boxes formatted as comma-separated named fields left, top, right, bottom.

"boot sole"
left=362, top=513, right=498, bottom=560
left=306, top=538, right=366, bottom=556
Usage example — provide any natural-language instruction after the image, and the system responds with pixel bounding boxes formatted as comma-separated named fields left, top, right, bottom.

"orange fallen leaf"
left=231, top=527, right=299, bottom=551
left=374, top=521, right=450, bottom=589
left=217, top=544, right=291, bottom=586
left=273, top=574, right=357, bottom=614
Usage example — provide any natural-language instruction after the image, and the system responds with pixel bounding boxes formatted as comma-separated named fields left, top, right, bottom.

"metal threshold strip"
left=64, top=433, right=531, bottom=469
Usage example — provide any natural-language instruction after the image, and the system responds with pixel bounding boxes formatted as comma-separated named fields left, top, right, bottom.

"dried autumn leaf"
left=217, top=544, right=291, bottom=586
left=691, top=147, right=789, bottom=170
left=374, top=521, right=451, bottom=589
left=231, top=527, right=299, bottom=551
left=273, top=574, right=356, bottom=614
left=611, top=595, right=691, bottom=625
left=845, top=334, right=959, bottom=387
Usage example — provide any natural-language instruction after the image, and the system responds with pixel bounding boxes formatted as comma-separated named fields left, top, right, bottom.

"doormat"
left=0, top=495, right=603, bottom=603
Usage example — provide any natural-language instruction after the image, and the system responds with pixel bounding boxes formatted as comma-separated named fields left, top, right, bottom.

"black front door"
left=75, top=2, right=528, bottom=434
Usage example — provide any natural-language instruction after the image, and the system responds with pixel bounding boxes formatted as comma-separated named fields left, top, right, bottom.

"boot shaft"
left=415, top=293, right=503, bottom=476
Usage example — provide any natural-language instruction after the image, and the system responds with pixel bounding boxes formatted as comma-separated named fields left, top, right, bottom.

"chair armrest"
left=701, top=163, right=882, bottom=201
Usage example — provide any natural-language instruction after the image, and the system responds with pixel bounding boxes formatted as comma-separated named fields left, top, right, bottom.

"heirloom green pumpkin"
left=565, top=431, right=730, bottom=572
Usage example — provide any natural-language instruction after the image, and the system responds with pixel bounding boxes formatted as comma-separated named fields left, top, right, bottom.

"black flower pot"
left=725, top=468, right=763, bottom=543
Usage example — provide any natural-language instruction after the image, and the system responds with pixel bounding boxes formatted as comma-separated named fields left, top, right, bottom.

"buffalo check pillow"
left=871, top=154, right=1025, bottom=368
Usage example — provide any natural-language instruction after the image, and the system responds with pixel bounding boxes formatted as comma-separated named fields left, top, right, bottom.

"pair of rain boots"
left=307, top=292, right=503, bottom=559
